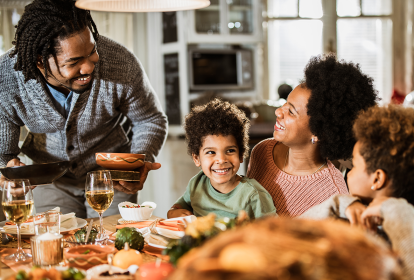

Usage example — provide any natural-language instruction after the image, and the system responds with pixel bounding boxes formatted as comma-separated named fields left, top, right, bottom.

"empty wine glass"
left=85, top=171, right=114, bottom=241
left=2, top=179, right=34, bottom=261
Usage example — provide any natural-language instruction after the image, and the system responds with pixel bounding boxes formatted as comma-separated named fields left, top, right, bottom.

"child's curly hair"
left=353, top=105, right=414, bottom=204
left=184, top=98, right=250, bottom=158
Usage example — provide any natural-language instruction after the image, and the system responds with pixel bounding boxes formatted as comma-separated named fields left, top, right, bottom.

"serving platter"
left=0, top=217, right=87, bottom=237
left=0, top=161, right=70, bottom=185
left=147, top=241, right=167, bottom=249
left=5, top=266, right=87, bottom=280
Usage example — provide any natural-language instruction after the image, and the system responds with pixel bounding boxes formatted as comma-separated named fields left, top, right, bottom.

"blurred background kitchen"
left=0, top=0, right=411, bottom=217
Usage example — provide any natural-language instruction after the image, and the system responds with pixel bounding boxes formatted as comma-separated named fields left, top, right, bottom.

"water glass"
left=30, top=234, right=63, bottom=266
left=33, top=210, right=61, bottom=235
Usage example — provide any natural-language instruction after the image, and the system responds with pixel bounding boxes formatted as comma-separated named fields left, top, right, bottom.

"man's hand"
left=112, top=162, right=161, bottom=194
left=1, top=159, right=37, bottom=196
left=345, top=201, right=366, bottom=227
left=1, top=159, right=25, bottom=186
left=361, top=197, right=389, bottom=232
left=0, top=159, right=25, bottom=188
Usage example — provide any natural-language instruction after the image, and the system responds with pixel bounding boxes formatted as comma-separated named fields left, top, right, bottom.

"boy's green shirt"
left=175, top=170, right=277, bottom=219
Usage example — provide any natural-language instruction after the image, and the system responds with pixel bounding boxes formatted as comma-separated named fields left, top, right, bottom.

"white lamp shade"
left=75, top=0, right=211, bottom=12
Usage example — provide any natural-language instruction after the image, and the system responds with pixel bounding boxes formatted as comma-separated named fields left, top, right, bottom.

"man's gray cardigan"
left=0, top=36, right=168, bottom=180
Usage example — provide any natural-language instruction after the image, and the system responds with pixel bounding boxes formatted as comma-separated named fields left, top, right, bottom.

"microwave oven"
left=188, top=48, right=253, bottom=91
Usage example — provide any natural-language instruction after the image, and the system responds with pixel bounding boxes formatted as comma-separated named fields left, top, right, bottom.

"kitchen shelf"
left=228, top=5, right=252, bottom=12
left=197, top=4, right=220, bottom=11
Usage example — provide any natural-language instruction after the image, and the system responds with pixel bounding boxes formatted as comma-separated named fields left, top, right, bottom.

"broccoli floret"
left=115, top=227, right=144, bottom=251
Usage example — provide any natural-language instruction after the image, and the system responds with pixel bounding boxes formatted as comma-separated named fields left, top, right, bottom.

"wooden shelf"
left=229, top=5, right=252, bottom=12
left=197, top=4, right=220, bottom=11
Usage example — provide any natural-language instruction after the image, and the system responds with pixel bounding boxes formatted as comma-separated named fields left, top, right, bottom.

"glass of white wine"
left=2, top=179, right=34, bottom=261
left=85, top=171, right=114, bottom=241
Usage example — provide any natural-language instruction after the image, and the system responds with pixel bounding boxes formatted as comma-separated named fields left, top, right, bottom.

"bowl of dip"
left=95, top=153, right=145, bottom=171
left=64, top=245, right=117, bottom=270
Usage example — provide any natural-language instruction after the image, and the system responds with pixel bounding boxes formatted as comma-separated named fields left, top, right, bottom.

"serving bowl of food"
left=0, top=161, right=70, bottom=185
left=118, top=201, right=156, bottom=221
left=64, top=226, right=101, bottom=248
left=10, top=267, right=85, bottom=280
left=95, top=153, right=145, bottom=171
left=64, top=245, right=117, bottom=270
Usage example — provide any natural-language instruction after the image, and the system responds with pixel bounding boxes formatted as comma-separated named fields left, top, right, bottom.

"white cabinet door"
left=186, top=0, right=263, bottom=43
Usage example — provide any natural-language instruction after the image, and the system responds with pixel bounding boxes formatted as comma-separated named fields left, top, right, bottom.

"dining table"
left=0, top=214, right=166, bottom=279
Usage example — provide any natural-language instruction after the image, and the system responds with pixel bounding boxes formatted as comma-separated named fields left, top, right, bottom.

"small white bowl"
left=118, top=201, right=156, bottom=221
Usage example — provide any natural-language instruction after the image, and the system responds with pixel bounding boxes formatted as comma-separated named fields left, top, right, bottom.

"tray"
left=0, top=161, right=70, bottom=185
left=108, top=170, right=140, bottom=182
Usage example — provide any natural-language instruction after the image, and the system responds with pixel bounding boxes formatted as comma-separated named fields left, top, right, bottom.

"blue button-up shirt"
left=46, top=83, right=73, bottom=119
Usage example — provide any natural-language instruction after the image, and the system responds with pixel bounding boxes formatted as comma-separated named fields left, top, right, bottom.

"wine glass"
left=2, top=179, right=34, bottom=261
left=85, top=171, right=114, bottom=241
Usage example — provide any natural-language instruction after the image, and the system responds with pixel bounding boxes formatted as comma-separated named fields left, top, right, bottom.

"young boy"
left=167, top=99, right=276, bottom=219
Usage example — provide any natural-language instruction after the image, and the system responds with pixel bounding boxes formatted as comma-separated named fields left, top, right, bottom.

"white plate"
left=0, top=217, right=87, bottom=236
left=147, top=241, right=167, bottom=249
left=87, top=264, right=135, bottom=280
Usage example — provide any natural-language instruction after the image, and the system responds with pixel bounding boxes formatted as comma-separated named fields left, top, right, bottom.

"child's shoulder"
left=238, top=176, right=271, bottom=196
left=187, top=170, right=210, bottom=188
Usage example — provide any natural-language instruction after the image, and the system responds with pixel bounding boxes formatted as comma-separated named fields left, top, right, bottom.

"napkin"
left=3, top=207, right=77, bottom=234
left=116, top=215, right=197, bottom=239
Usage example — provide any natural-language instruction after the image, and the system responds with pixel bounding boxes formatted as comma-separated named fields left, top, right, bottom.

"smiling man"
left=0, top=0, right=168, bottom=218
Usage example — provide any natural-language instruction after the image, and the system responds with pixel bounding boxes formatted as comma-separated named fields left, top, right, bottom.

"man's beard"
left=47, top=70, right=95, bottom=94
left=71, top=76, right=95, bottom=94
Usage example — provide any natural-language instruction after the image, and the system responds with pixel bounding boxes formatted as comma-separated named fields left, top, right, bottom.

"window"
left=0, top=7, right=23, bottom=55
left=266, top=0, right=393, bottom=102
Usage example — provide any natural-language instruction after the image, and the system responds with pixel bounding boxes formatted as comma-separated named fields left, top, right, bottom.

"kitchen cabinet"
left=186, top=0, right=263, bottom=43
left=146, top=2, right=264, bottom=136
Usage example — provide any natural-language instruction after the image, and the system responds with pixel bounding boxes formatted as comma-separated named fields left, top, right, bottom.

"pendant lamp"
left=75, top=0, right=210, bottom=12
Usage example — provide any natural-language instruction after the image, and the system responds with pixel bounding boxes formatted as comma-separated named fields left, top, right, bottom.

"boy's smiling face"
left=193, top=134, right=243, bottom=191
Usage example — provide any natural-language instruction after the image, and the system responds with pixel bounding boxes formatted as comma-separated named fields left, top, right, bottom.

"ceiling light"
left=75, top=0, right=210, bottom=12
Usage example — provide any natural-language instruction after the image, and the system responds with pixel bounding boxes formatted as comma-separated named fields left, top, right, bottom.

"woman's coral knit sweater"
left=247, top=139, right=349, bottom=217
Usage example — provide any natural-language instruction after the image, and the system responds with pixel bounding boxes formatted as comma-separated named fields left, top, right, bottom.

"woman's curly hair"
left=303, top=54, right=379, bottom=161
left=353, top=105, right=414, bottom=205
left=184, top=98, right=250, bottom=158
left=9, top=0, right=99, bottom=83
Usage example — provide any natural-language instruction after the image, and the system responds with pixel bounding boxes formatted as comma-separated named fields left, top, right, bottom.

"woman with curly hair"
left=301, top=105, right=414, bottom=279
left=247, top=54, right=378, bottom=217
left=168, top=98, right=276, bottom=219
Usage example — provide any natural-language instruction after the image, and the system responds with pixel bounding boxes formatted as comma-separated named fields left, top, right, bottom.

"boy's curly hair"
left=184, top=98, right=250, bottom=158
left=353, top=105, right=414, bottom=205
left=303, top=54, right=379, bottom=161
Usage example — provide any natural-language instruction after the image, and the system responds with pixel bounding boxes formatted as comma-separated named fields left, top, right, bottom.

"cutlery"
left=1, top=232, right=9, bottom=244
left=85, top=219, right=94, bottom=243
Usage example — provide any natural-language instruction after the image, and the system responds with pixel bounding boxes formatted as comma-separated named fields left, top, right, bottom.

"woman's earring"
left=311, top=138, right=316, bottom=144
left=371, top=186, right=375, bottom=190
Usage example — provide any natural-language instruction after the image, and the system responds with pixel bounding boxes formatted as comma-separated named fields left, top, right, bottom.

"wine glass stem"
left=16, top=223, right=22, bottom=254
left=99, top=212, right=104, bottom=237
